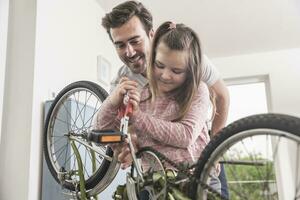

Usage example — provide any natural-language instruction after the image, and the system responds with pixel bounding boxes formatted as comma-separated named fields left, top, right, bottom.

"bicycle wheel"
left=192, top=113, right=300, bottom=200
left=43, top=81, right=119, bottom=195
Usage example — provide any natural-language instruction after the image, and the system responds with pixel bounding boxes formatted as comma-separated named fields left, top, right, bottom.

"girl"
left=96, top=21, right=220, bottom=193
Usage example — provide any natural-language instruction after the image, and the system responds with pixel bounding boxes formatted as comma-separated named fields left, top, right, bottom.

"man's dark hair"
left=102, top=1, right=153, bottom=41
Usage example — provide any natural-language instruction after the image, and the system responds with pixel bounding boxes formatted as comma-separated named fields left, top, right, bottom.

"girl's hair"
left=147, top=21, right=203, bottom=121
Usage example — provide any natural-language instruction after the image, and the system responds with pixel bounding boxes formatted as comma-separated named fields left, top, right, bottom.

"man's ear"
left=149, top=29, right=154, bottom=39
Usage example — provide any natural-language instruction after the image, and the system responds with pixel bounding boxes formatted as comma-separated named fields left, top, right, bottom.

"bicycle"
left=44, top=81, right=300, bottom=199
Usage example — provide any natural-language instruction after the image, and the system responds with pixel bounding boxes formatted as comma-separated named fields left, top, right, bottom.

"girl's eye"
left=173, top=70, right=185, bottom=74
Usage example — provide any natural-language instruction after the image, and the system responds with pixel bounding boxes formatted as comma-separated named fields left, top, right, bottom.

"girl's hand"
left=109, top=77, right=138, bottom=107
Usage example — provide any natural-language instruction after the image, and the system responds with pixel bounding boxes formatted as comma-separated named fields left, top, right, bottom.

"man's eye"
left=130, top=40, right=140, bottom=45
left=115, top=43, right=125, bottom=49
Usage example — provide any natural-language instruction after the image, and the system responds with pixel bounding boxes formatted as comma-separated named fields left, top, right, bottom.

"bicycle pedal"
left=88, top=130, right=125, bottom=143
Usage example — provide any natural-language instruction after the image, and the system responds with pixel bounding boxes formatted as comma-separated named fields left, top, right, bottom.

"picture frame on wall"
left=97, top=55, right=111, bottom=86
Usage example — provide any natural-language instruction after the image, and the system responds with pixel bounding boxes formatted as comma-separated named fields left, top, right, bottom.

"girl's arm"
left=95, top=97, right=120, bottom=130
left=131, top=83, right=210, bottom=148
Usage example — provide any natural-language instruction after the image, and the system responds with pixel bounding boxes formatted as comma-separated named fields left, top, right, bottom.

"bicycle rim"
left=44, top=81, right=117, bottom=193
left=193, top=113, right=300, bottom=200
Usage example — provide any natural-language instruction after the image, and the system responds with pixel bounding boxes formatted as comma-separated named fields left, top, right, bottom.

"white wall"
left=212, top=48, right=300, bottom=116
left=29, top=0, right=120, bottom=199
left=0, top=0, right=121, bottom=199
left=212, top=48, right=300, bottom=199
left=33, top=0, right=121, bottom=95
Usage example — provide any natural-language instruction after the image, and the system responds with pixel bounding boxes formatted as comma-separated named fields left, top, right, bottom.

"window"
left=225, top=75, right=271, bottom=124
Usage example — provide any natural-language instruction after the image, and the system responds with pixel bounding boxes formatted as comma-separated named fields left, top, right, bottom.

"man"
left=102, top=1, right=229, bottom=197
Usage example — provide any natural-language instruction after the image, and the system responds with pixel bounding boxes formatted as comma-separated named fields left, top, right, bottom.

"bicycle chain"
left=137, top=147, right=227, bottom=200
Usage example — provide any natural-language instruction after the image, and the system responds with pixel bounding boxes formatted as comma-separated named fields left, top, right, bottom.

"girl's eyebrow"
left=171, top=65, right=188, bottom=72
left=156, top=60, right=186, bottom=71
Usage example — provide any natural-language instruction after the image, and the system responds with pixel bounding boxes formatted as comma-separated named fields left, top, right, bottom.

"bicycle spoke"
left=52, top=143, right=69, bottom=164
left=72, top=92, right=88, bottom=130
left=85, top=101, right=100, bottom=129
left=63, top=151, right=76, bottom=169
left=76, top=144, right=91, bottom=178
left=64, top=141, right=70, bottom=170
left=82, top=91, right=93, bottom=127
left=86, top=146, right=104, bottom=166
left=51, top=134, right=66, bottom=146
left=53, top=116, right=72, bottom=129
left=61, top=100, right=79, bottom=131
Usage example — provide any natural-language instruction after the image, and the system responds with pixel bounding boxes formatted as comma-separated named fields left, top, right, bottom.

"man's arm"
left=210, top=79, right=230, bottom=135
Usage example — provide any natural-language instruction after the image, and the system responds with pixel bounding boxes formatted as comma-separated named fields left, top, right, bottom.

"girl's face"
left=153, top=42, right=188, bottom=96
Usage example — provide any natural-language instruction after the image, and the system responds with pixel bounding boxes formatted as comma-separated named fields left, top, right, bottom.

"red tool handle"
left=124, top=102, right=133, bottom=116
left=118, top=103, right=133, bottom=117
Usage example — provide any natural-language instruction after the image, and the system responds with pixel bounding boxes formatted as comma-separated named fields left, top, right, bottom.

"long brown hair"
left=147, top=21, right=203, bottom=121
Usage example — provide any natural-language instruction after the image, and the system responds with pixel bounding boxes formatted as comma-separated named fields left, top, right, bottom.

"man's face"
left=110, top=16, right=153, bottom=75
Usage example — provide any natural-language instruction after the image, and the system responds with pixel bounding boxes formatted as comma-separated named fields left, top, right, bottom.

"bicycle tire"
left=43, top=81, right=119, bottom=193
left=191, top=113, right=300, bottom=200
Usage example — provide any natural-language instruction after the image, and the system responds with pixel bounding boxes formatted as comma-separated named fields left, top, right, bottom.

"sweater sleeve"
left=94, top=97, right=121, bottom=131
left=131, top=83, right=210, bottom=148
